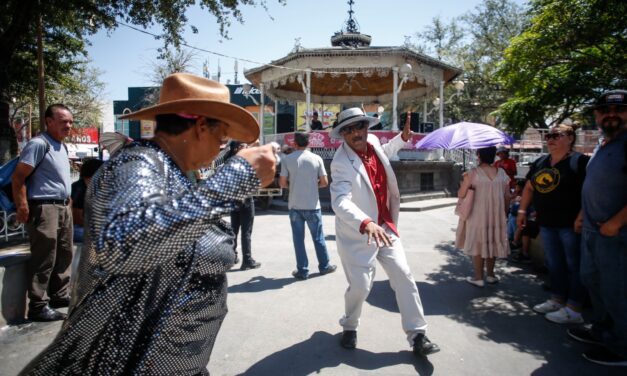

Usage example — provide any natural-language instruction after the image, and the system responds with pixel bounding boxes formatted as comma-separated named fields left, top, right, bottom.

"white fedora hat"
left=330, top=107, right=380, bottom=139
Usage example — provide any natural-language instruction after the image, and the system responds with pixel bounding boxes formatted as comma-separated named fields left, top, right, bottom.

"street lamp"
left=423, top=80, right=465, bottom=126
left=392, top=63, right=413, bottom=131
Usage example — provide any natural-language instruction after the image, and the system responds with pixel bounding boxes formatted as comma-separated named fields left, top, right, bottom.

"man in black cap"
left=568, top=89, right=627, bottom=367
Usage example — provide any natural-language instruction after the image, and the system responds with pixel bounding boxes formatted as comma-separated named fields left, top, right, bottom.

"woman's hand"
left=516, top=212, right=527, bottom=229
left=238, top=144, right=278, bottom=187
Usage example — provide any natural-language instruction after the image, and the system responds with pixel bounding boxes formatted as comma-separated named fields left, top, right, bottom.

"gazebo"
left=244, top=1, right=462, bottom=139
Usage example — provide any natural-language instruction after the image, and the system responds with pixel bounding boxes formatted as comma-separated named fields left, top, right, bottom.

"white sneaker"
left=545, top=308, right=584, bottom=324
left=486, top=276, right=499, bottom=284
left=532, top=300, right=563, bottom=314
left=466, top=277, right=484, bottom=287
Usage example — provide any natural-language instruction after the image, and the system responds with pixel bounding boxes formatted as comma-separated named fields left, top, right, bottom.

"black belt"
left=28, top=198, right=70, bottom=206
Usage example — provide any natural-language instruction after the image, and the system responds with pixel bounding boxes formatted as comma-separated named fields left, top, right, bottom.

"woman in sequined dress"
left=21, top=73, right=277, bottom=375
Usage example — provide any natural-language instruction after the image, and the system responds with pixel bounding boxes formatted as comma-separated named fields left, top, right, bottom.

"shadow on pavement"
left=239, top=331, right=434, bottom=376
left=366, top=241, right=624, bottom=376
left=228, top=276, right=297, bottom=293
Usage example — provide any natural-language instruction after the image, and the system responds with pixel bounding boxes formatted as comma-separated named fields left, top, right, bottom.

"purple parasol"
left=414, top=122, right=514, bottom=150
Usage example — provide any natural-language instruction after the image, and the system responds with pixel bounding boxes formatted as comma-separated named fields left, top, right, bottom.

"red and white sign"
left=282, top=131, right=425, bottom=149
left=67, top=127, right=99, bottom=144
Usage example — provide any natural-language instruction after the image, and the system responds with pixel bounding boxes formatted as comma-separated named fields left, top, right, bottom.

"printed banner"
left=140, top=120, right=155, bottom=139
left=282, top=131, right=424, bottom=149
left=295, top=103, right=341, bottom=130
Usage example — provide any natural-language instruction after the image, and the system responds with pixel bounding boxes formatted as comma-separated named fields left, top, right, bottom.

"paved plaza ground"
left=0, top=201, right=622, bottom=375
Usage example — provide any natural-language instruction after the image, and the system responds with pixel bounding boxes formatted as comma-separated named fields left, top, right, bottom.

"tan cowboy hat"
left=119, top=73, right=259, bottom=143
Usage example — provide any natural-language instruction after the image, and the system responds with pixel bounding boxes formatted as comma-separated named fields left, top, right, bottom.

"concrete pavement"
left=0, top=202, right=622, bottom=375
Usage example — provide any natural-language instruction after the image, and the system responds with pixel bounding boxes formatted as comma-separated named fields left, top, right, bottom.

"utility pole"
left=37, top=13, right=46, bottom=132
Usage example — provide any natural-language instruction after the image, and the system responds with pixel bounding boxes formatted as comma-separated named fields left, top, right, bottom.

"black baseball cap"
left=594, top=89, right=627, bottom=108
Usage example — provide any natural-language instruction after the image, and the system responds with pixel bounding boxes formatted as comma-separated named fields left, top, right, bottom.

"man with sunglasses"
left=568, top=89, right=627, bottom=367
left=329, top=108, right=440, bottom=357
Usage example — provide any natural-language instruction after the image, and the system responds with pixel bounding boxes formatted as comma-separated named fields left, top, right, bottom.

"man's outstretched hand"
left=364, top=222, right=392, bottom=248
left=402, top=111, right=413, bottom=142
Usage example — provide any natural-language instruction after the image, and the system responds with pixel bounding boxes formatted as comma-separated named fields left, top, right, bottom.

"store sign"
left=67, top=127, right=99, bottom=144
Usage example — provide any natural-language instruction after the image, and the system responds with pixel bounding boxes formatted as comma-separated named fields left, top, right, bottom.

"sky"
left=86, top=0, right=523, bottom=103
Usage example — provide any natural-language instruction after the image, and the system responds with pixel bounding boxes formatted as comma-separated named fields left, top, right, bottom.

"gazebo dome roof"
left=244, top=45, right=462, bottom=104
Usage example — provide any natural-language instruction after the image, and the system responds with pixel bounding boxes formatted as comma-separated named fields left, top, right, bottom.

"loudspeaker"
left=399, top=112, right=421, bottom=132
left=421, top=122, right=435, bottom=133
left=276, top=114, right=294, bottom=133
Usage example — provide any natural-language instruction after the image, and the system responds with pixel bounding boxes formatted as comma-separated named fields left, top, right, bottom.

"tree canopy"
left=0, top=0, right=285, bottom=129
left=410, top=0, right=526, bottom=128
left=496, top=0, right=627, bottom=132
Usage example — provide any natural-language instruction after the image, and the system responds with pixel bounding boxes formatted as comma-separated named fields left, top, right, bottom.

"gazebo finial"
left=346, top=0, right=359, bottom=33
left=331, top=0, right=372, bottom=47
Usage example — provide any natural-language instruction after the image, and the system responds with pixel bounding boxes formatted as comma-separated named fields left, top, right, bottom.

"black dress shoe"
left=340, top=330, right=357, bottom=349
left=240, top=260, right=261, bottom=270
left=292, top=270, right=308, bottom=280
left=49, top=296, right=71, bottom=309
left=28, top=306, right=67, bottom=322
left=413, top=333, right=440, bottom=356
left=320, top=264, right=337, bottom=275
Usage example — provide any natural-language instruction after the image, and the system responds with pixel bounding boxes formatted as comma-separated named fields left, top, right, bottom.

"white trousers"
left=339, top=228, right=428, bottom=345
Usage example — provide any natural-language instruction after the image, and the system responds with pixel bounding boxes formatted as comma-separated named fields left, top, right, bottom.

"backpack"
left=0, top=135, right=66, bottom=205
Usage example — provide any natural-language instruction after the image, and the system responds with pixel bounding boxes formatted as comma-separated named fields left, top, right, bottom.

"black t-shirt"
left=310, top=120, right=323, bottom=130
left=526, top=153, right=590, bottom=227
left=71, top=179, right=87, bottom=210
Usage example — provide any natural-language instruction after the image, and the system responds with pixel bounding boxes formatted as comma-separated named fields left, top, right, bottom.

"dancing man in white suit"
left=330, top=108, right=440, bottom=356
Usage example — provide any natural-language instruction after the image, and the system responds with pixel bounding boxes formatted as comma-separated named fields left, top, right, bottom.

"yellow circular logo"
left=533, top=167, right=560, bottom=193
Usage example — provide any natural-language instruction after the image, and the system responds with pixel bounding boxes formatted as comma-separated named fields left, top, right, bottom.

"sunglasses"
left=340, top=121, right=367, bottom=135
left=544, top=132, right=567, bottom=141
left=597, top=105, right=627, bottom=114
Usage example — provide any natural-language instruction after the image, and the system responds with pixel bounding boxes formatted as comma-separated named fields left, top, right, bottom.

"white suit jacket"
left=330, top=133, right=408, bottom=267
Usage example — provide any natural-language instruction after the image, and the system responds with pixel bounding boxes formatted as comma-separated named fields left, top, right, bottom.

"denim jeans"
left=507, top=214, right=517, bottom=241
left=289, top=209, right=331, bottom=275
left=580, top=229, right=627, bottom=358
left=539, top=226, right=586, bottom=308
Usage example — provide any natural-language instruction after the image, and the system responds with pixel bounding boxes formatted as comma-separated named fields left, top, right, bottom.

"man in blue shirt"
left=568, top=90, right=627, bottom=367
left=12, top=104, right=73, bottom=322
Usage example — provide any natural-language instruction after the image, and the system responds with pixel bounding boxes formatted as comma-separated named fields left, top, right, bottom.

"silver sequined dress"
left=21, top=140, right=259, bottom=375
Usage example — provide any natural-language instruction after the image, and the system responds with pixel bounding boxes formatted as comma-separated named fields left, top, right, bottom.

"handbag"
left=455, top=187, right=475, bottom=220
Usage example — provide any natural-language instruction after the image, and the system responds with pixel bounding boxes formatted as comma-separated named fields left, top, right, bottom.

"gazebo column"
left=423, top=99, right=428, bottom=124
left=306, top=68, right=311, bottom=132
left=259, top=83, right=265, bottom=143
left=438, top=80, right=444, bottom=128
left=392, top=66, right=399, bottom=131
left=274, top=101, right=278, bottom=135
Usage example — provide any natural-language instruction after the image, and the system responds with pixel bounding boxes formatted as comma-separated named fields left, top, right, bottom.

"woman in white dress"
left=457, top=146, right=510, bottom=287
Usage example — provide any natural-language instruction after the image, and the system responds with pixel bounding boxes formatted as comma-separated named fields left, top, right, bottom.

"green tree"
left=412, top=16, right=464, bottom=62
left=496, top=0, right=627, bottom=133
left=410, top=0, right=526, bottom=127
left=11, top=61, right=106, bottom=130
left=142, top=47, right=200, bottom=106
left=0, top=0, right=286, bottom=130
